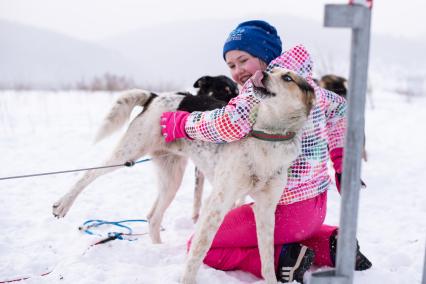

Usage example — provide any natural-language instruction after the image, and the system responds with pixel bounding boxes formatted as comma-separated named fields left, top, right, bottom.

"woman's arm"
left=185, top=82, right=262, bottom=143
left=324, top=88, right=347, bottom=152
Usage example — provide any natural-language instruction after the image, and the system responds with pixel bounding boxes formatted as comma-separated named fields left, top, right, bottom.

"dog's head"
left=193, top=75, right=239, bottom=103
left=319, top=74, right=347, bottom=98
left=178, top=75, right=238, bottom=113
left=254, top=68, right=316, bottom=117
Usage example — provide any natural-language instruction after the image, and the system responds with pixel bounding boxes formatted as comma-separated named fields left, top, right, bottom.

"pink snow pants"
left=187, top=191, right=336, bottom=278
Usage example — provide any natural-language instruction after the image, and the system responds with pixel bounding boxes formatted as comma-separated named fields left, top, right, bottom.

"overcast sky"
left=1, top=0, right=425, bottom=41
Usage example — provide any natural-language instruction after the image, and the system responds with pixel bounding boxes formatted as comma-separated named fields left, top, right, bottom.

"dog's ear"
left=343, top=79, right=348, bottom=91
left=193, top=76, right=212, bottom=88
left=292, top=74, right=316, bottom=116
left=220, top=76, right=239, bottom=95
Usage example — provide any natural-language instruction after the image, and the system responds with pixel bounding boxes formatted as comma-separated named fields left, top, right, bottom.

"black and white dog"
left=52, top=68, right=315, bottom=283
left=187, top=75, right=239, bottom=110
left=183, top=75, right=239, bottom=222
left=53, top=74, right=239, bottom=238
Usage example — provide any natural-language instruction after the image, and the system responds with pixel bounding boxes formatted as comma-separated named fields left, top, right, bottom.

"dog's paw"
left=191, top=213, right=199, bottom=224
left=180, top=275, right=196, bottom=284
left=52, top=196, right=73, bottom=218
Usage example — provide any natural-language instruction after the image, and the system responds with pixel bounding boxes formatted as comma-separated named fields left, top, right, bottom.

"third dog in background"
left=178, top=75, right=239, bottom=112
left=319, top=74, right=367, bottom=162
left=319, top=74, right=348, bottom=98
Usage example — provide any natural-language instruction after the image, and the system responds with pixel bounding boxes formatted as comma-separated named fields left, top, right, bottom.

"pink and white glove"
left=160, top=111, right=191, bottom=143
left=330, top=147, right=366, bottom=193
left=330, top=148, right=343, bottom=193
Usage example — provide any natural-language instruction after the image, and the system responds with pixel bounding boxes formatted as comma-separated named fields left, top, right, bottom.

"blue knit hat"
left=223, top=20, right=282, bottom=64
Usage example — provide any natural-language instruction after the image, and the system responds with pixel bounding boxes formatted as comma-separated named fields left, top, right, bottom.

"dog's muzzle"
left=251, top=71, right=275, bottom=97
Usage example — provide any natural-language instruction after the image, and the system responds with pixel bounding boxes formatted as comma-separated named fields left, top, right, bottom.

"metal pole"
left=337, top=4, right=371, bottom=280
left=422, top=243, right=426, bottom=284
left=308, top=3, right=372, bottom=284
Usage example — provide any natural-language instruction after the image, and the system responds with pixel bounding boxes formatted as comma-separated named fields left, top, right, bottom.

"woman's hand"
left=330, top=148, right=366, bottom=192
left=160, top=111, right=191, bottom=143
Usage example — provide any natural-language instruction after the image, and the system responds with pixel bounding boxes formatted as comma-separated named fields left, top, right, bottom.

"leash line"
left=0, top=158, right=152, bottom=181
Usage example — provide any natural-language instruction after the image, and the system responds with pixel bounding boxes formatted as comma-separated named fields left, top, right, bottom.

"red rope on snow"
left=0, top=271, right=52, bottom=284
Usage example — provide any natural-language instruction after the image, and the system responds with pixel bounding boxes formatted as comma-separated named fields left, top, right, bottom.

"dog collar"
left=249, top=130, right=296, bottom=142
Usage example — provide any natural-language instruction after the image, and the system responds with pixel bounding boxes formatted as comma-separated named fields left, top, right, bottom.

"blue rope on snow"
left=79, top=219, right=149, bottom=241
left=0, top=219, right=151, bottom=283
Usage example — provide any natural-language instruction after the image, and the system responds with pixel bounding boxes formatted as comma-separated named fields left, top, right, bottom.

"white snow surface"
left=0, top=89, right=425, bottom=284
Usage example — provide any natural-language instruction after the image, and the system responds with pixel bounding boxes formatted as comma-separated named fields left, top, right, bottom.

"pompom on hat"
left=223, top=20, right=282, bottom=64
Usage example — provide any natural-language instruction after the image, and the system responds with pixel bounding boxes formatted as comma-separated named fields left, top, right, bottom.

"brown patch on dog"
left=139, top=93, right=158, bottom=115
left=291, top=74, right=315, bottom=115
left=250, top=174, right=260, bottom=187
left=273, top=71, right=315, bottom=116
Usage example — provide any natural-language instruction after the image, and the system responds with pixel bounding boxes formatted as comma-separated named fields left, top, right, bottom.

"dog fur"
left=53, top=75, right=239, bottom=241
left=192, top=75, right=239, bottom=103
left=180, top=75, right=239, bottom=222
left=183, top=75, right=239, bottom=222
left=52, top=68, right=315, bottom=283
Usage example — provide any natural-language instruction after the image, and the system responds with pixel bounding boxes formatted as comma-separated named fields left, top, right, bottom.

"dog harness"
left=185, top=45, right=347, bottom=205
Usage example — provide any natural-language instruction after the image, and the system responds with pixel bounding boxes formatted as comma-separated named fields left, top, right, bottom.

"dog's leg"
left=53, top=159, right=135, bottom=218
left=192, top=167, right=204, bottom=223
left=52, top=127, right=150, bottom=218
left=234, top=196, right=247, bottom=208
left=181, top=183, right=239, bottom=284
left=250, top=178, right=285, bottom=284
left=146, top=154, right=187, bottom=244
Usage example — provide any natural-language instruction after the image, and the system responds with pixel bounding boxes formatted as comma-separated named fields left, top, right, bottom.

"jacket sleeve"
left=323, top=88, right=347, bottom=153
left=184, top=82, right=262, bottom=143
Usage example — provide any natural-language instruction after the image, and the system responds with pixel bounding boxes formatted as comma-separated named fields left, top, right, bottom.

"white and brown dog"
left=52, top=68, right=315, bottom=283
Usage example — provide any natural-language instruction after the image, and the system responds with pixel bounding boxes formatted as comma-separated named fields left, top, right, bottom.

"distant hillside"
left=0, top=20, right=134, bottom=89
left=102, top=15, right=426, bottom=87
left=100, top=16, right=353, bottom=87
left=1, top=16, right=425, bottom=89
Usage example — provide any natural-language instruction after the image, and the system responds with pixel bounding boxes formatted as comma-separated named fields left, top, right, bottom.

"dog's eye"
left=282, top=74, right=293, bottom=82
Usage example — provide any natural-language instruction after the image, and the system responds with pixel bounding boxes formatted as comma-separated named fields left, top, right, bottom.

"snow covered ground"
left=0, top=88, right=425, bottom=284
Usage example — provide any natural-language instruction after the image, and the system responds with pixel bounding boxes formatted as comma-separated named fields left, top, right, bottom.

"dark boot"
left=276, top=243, right=315, bottom=283
left=329, top=229, right=372, bottom=271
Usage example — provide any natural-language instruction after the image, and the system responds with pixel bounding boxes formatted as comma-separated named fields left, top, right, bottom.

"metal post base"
left=308, top=269, right=348, bottom=284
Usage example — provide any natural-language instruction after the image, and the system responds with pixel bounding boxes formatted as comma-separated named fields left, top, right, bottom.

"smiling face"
left=225, top=50, right=268, bottom=86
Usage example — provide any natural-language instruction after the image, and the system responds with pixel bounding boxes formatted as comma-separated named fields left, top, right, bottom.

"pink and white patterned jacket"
left=185, top=45, right=346, bottom=205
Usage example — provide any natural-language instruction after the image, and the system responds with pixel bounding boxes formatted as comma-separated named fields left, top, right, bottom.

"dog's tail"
left=94, top=89, right=154, bottom=143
